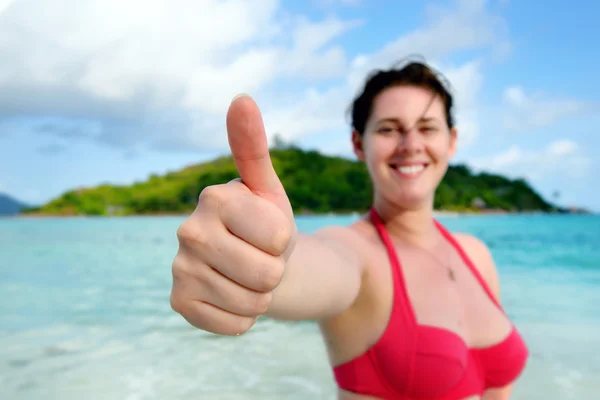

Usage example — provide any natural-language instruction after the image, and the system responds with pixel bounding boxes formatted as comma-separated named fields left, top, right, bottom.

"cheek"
left=373, top=136, right=398, bottom=157
left=365, top=144, right=394, bottom=177
left=427, top=137, right=452, bottom=161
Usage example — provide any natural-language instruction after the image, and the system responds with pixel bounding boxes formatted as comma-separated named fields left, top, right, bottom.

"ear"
left=448, top=126, right=458, bottom=158
left=351, top=130, right=365, bottom=161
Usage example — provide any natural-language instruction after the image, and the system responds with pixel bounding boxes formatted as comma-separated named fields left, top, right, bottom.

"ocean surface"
left=1, top=213, right=599, bottom=400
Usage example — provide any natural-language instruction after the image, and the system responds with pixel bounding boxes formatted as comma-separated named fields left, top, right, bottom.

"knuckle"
left=170, top=257, right=212, bottom=313
left=198, top=184, right=224, bottom=205
left=171, top=252, right=187, bottom=274
left=169, top=291, right=186, bottom=315
left=176, top=219, right=195, bottom=241
left=172, top=251, right=198, bottom=280
left=176, top=218, right=209, bottom=246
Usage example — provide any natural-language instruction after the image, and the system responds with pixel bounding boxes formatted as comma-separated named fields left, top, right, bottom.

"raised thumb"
left=226, top=94, right=286, bottom=199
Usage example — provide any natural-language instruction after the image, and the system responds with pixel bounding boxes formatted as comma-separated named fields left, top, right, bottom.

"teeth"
left=397, top=165, right=425, bottom=175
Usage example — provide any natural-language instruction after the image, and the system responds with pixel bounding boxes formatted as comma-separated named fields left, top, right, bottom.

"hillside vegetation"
left=21, top=146, right=558, bottom=216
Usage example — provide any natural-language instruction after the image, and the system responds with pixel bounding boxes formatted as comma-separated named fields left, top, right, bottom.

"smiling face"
left=352, top=84, right=458, bottom=210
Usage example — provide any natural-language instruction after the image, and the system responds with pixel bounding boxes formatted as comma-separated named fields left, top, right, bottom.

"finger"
left=173, top=258, right=272, bottom=317
left=226, top=94, right=283, bottom=196
left=178, top=218, right=285, bottom=293
left=206, top=229, right=285, bottom=293
left=220, top=191, right=292, bottom=256
left=204, top=269, right=273, bottom=317
left=178, top=298, right=257, bottom=336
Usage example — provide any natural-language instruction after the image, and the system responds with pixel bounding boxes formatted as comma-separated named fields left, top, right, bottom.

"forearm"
left=265, top=230, right=363, bottom=321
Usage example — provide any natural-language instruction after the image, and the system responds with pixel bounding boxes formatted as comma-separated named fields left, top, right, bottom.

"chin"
left=385, top=189, right=433, bottom=211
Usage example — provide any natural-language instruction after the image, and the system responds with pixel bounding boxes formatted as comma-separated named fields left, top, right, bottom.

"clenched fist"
left=170, top=94, right=297, bottom=335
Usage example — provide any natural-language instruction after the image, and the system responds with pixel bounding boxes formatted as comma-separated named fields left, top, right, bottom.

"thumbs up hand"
left=170, top=95, right=297, bottom=335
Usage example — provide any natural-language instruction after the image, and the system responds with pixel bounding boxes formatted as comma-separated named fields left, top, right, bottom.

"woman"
left=170, top=60, right=529, bottom=400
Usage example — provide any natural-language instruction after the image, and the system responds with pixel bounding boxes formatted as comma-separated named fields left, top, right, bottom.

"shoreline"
left=6, top=209, right=594, bottom=219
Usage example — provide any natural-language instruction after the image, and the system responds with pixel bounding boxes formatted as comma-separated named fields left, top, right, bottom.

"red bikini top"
left=332, top=208, right=529, bottom=399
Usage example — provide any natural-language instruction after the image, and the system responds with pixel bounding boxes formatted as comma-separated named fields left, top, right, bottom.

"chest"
left=365, top=245, right=511, bottom=349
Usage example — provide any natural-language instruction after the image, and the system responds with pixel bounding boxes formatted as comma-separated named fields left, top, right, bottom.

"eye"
left=420, top=126, right=437, bottom=134
left=377, top=127, right=396, bottom=134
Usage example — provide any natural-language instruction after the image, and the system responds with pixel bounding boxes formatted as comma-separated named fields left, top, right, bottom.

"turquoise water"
left=1, top=213, right=599, bottom=399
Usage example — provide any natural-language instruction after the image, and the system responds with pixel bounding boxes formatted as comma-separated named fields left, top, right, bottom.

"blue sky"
left=0, top=0, right=598, bottom=211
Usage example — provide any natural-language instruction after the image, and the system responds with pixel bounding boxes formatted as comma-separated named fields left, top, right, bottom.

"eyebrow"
left=375, top=116, right=441, bottom=125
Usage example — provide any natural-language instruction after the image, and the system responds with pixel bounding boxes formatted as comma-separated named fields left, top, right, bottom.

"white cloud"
left=275, top=16, right=362, bottom=80
left=263, top=86, right=350, bottom=142
left=0, top=0, right=12, bottom=14
left=0, top=0, right=510, bottom=154
left=502, top=86, right=595, bottom=131
left=0, top=0, right=359, bottom=151
left=345, top=0, right=509, bottom=79
left=469, top=139, right=592, bottom=181
left=261, top=0, right=507, bottom=150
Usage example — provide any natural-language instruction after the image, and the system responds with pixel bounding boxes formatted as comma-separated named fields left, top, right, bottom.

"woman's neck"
left=371, top=195, right=440, bottom=249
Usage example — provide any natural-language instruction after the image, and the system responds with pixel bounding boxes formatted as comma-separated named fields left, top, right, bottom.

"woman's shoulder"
left=451, top=232, right=501, bottom=301
left=313, top=216, right=378, bottom=249
left=312, top=217, right=383, bottom=275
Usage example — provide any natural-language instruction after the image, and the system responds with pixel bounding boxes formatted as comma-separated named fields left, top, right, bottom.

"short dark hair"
left=349, top=57, right=455, bottom=135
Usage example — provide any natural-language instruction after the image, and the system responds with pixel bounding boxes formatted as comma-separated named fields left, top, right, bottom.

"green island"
left=20, top=144, right=574, bottom=217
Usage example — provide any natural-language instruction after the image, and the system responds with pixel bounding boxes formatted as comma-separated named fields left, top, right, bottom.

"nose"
left=399, top=128, right=424, bottom=154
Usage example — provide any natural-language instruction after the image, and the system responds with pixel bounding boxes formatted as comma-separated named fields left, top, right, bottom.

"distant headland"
left=0, top=193, right=30, bottom=216
left=16, top=144, right=589, bottom=217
